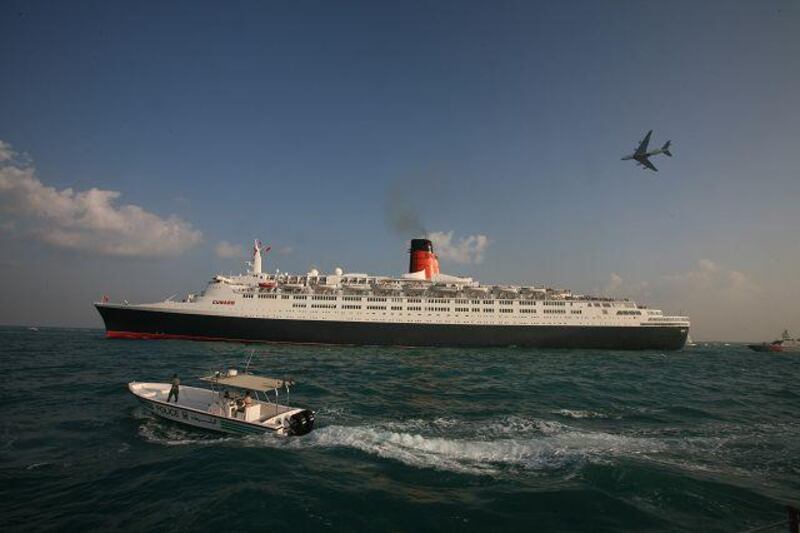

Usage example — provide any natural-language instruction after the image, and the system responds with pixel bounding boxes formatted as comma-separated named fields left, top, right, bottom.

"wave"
left=553, top=409, right=615, bottom=420
left=135, top=412, right=663, bottom=474
left=25, top=462, right=52, bottom=470
left=294, top=423, right=663, bottom=475
left=137, top=418, right=237, bottom=447
left=143, top=412, right=799, bottom=478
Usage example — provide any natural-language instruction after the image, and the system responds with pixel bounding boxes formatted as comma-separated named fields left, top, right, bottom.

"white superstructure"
left=148, top=260, right=688, bottom=330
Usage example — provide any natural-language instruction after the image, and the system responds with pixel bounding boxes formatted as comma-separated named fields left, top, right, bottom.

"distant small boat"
left=129, top=368, right=315, bottom=436
left=28, top=327, right=39, bottom=332
left=686, top=335, right=696, bottom=346
left=748, top=330, right=799, bottom=353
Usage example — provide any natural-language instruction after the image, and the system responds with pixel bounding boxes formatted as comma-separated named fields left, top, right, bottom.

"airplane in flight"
left=622, top=130, right=672, bottom=171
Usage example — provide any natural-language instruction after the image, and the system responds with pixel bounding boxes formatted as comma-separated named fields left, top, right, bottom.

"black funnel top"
left=410, top=239, right=433, bottom=253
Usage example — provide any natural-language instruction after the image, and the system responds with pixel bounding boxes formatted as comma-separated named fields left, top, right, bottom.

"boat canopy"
left=200, top=373, right=290, bottom=392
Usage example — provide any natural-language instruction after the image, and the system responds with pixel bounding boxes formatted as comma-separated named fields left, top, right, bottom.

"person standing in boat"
left=235, top=391, right=254, bottom=414
left=168, top=373, right=180, bottom=403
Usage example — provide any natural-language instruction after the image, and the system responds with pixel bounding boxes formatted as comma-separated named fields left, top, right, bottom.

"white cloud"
left=215, top=241, right=243, bottom=258
left=728, top=270, right=748, bottom=288
left=601, top=259, right=762, bottom=340
left=661, top=259, right=758, bottom=295
left=0, top=139, right=202, bottom=257
left=605, top=273, right=623, bottom=294
left=427, top=230, right=490, bottom=264
left=0, top=140, right=14, bottom=162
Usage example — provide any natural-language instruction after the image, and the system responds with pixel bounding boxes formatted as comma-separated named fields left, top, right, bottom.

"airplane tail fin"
left=662, top=140, right=672, bottom=157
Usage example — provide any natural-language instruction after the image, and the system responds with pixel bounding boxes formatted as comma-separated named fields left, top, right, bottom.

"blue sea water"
left=1, top=327, right=798, bottom=532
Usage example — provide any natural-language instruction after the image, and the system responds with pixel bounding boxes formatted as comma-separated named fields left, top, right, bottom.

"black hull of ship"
left=95, top=304, right=688, bottom=350
left=747, top=344, right=775, bottom=353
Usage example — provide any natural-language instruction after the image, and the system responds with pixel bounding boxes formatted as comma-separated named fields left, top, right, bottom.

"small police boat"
left=129, top=369, right=315, bottom=436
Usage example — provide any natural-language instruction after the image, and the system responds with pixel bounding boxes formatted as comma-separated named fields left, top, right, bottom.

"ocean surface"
left=1, top=327, right=798, bottom=532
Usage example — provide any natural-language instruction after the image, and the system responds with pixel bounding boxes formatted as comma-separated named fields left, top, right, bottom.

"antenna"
left=243, top=349, right=256, bottom=373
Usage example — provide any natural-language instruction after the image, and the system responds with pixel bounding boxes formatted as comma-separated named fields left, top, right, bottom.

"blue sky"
left=1, top=0, right=798, bottom=340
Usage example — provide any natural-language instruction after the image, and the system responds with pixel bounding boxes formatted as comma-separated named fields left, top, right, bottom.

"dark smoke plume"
left=385, top=182, right=426, bottom=237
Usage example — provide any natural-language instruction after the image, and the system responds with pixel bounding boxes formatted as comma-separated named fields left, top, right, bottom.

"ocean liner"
left=95, top=239, right=690, bottom=350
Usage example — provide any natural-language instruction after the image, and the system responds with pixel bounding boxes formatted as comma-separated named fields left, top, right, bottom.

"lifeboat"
left=375, top=280, right=403, bottom=292
left=432, top=283, right=461, bottom=295
left=343, top=283, right=371, bottom=293
left=403, top=283, right=429, bottom=294
left=497, top=286, right=519, bottom=296
left=314, top=284, right=337, bottom=293
left=466, top=286, right=490, bottom=296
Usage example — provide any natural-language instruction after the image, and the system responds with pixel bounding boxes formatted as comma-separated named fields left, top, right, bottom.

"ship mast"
left=252, top=240, right=262, bottom=274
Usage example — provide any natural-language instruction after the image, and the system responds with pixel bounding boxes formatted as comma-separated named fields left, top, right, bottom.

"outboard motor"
left=409, top=238, right=440, bottom=279
left=287, top=409, right=315, bottom=436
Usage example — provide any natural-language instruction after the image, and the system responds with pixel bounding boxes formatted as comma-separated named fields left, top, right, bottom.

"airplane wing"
left=638, top=156, right=658, bottom=172
left=635, top=130, right=652, bottom=155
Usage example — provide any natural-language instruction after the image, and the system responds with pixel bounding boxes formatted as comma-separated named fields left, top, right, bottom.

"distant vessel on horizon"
left=95, top=238, right=690, bottom=350
left=747, top=330, right=799, bottom=353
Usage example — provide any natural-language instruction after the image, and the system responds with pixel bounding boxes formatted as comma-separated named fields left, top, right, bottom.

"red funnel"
left=409, top=239, right=439, bottom=279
